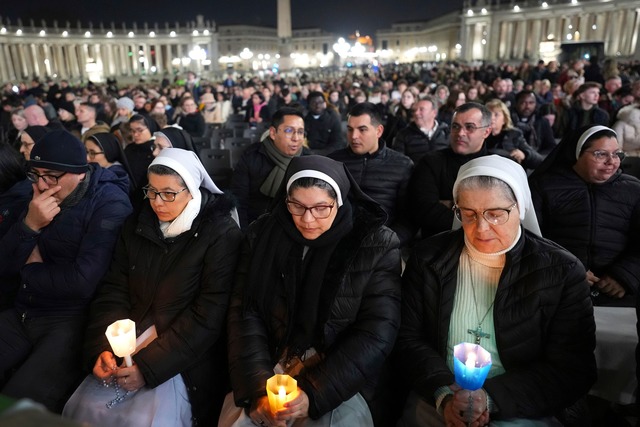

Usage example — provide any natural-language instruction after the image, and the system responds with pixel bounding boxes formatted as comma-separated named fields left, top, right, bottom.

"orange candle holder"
left=266, top=374, right=297, bottom=413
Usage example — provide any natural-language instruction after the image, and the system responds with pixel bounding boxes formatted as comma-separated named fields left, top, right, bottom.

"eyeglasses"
left=279, top=127, right=306, bottom=139
left=451, top=123, right=490, bottom=134
left=142, top=186, right=188, bottom=202
left=583, top=150, right=625, bottom=162
left=86, top=150, right=104, bottom=159
left=286, top=199, right=335, bottom=219
left=27, top=171, right=67, bottom=185
left=453, top=203, right=518, bottom=225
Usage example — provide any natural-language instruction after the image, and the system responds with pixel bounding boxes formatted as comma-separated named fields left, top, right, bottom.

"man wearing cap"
left=0, top=130, right=132, bottom=412
left=111, top=96, right=134, bottom=128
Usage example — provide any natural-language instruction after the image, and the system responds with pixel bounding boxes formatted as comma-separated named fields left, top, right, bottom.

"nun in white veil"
left=397, top=155, right=596, bottom=427
left=63, top=148, right=243, bottom=426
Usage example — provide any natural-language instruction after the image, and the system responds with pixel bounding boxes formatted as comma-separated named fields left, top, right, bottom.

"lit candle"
left=453, top=342, right=492, bottom=391
left=266, top=374, right=297, bottom=413
left=105, top=319, right=136, bottom=367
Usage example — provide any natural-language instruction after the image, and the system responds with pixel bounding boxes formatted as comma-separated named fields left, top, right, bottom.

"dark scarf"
left=259, top=138, right=301, bottom=198
left=60, top=168, right=91, bottom=212
left=250, top=200, right=352, bottom=357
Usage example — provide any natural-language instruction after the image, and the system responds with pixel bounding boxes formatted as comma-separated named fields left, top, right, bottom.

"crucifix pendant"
left=468, top=324, right=491, bottom=345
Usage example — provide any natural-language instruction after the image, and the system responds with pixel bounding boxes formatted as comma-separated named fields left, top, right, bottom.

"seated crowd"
left=1, top=57, right=640, bottom=426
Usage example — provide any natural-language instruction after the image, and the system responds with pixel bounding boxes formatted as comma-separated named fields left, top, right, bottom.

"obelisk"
left=277, top=0, right=293, bottom=70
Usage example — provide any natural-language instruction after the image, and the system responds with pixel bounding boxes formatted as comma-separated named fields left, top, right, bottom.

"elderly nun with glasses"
left=529, top=125, right=640, bottom=305
left=397, top=155, right=596, bottom=427
left=63, top=148, right=242, bottom=426
left=220, top=155, right=402, bottom=427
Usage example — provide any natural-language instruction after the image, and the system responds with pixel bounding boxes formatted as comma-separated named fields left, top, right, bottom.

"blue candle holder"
left=453, top=342, right=492, bottom=390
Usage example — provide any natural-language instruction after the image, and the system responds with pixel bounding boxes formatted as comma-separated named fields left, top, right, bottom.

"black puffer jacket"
left=227, top=201, right=402, bottom=419
left=529, top=167, right=640, bottom=294
left=392, top=121, right=450, bottom=163
left=328, top=140, right=414, bottom=244
left=83, top=192, right=242, bottom=426
left=397, top=229, right=596, bottom=420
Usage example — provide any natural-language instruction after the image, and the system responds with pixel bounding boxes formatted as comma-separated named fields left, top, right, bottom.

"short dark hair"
left=271, top=107, right=305, bottom=129
left=288, top=177, right=337, bottom=200
left=347, top=102, right=383, bottom=127
left=515, top=90, right=537, bottom=104
left=148, top=164, right=187, bottom=188
left=453, top=102, right=491, bottom=127
left=0, top=143, right=25, bottom=192
left=307, top=91, right=325, bottom=103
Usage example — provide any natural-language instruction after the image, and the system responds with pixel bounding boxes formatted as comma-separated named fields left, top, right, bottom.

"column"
left=530, top=19, right=542, bottom=58
left=155, top=42, right=163, bottom=74
left=621, top=8, right=637, bottom=56
left=54, top=45, right=66, bottom=78
left=630, top=9, right=639, bottom=58
left=68, top=44, right=80, bottom=78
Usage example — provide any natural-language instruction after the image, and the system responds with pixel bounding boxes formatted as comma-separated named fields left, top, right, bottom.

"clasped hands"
left=93, top=350, right=146, bottom=392
left=250, top=389, right=309, bottom=427
left=443, top=384, right=490, bottom=427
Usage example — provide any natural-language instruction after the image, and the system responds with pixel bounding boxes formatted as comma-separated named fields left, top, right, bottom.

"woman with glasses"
left=85, top=132, right=134, bottom=191
left=397, top=155, right=596, bottom=427
left=220, top=155, right=401, bottom=427
left=124, top=114, right=158, bottom=210
left=529, top=125, right=640, bottom=305
left=63, top=148, right=242, bottom=426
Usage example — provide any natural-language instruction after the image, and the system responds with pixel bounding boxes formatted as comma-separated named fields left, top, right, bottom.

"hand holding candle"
left=105, top=319, right=136, bottom=367
left=266, top=374, right=297, bottom=414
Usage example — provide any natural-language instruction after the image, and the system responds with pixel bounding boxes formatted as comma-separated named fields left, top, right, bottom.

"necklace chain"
left=466, top=251, right=496, bottom=344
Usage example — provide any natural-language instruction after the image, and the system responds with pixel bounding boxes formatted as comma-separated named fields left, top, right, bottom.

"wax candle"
left=105, top=319, right=136, bottom=367
left=453, top=342, right=492, bottom=390
left=266, top=374, right=297, bottom=413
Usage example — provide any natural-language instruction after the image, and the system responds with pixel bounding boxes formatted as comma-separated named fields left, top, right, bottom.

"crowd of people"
left=1, top=56, right=640, bottom=427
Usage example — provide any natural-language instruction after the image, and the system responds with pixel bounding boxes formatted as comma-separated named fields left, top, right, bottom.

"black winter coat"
left=485, top=128, right=544, bottom=170
left=408, top=146, right=487, bottom=238
left=304, top=109, right=346, bottom=155
left=392, top=121, right=450, bottom=163
left=529, top=167, right=640, bottom=294
left=397, top=229, right=596, bottom=420
left=227, top=202, right=402, bottom=419
left=328, top=140, right=415, bottom=244
left=230, top=141, right=310, bottom=228
left=83, top=192, right=242, bottom=426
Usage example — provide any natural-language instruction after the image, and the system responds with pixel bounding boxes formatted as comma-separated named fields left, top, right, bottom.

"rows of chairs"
left=193, top=116, right=272, bottom=190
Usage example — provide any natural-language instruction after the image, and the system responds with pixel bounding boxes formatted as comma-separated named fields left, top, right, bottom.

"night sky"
left=2, top=0, right=463, bottom=38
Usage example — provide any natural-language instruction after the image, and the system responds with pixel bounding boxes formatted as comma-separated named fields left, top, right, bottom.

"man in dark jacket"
left=0, top=130, right=132, bottom=412
left=329, top=102, right=414, bottom=245
left=408, top=102, right=491, bottom=238
left=304, top=91, right=346, bottom=155
left=511, top=90, right=557, bottom=157
left=392, top=96, right=449, bottom=163
left=557, top=82, right=610, bottom=138
left=231, top=107, right=309, bottom=228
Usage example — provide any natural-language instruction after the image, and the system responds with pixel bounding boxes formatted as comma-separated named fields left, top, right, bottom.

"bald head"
left=24, top=105, right=49, bottom=126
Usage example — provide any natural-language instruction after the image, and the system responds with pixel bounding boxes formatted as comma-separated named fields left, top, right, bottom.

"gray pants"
left=397, top=391, right=563, bottom=427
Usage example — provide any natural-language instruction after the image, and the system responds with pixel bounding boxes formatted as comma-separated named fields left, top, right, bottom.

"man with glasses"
left=231, top=107, right=310, bottom=228
left=409, top=102, right=492, bottom=238
left=0, top=130, right=132, bottom=412
left=304, top=91, right=345, bottom=155
left=329, top=102, right=415, bottom=246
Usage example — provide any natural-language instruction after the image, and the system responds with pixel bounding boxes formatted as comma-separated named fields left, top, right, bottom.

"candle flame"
left=465, top=352, right=477, bottom=369
left=278, top=385, right=286, bottom=400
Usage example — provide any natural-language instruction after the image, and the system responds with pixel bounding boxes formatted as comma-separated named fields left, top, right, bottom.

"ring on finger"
left=124, top=377, right=127, bottom=385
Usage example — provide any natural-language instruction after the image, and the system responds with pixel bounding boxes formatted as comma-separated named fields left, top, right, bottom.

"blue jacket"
left=0, top=179, right=32, bottom=239
left=0, top=165, right=133, bottom=316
